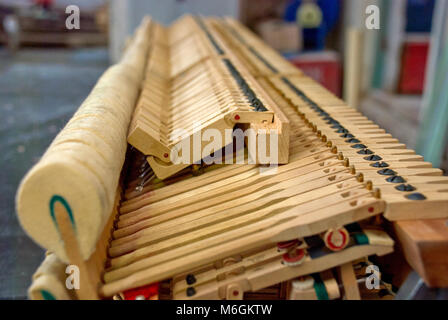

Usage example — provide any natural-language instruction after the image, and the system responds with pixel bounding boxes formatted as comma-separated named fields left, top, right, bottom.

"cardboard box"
left=256, top=19, right=302, bottom=53
left=288, top=50, right=342, bottom=97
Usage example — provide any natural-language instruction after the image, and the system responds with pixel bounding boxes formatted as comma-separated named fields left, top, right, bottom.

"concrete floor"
left=0, top=46, right=109, bottom=299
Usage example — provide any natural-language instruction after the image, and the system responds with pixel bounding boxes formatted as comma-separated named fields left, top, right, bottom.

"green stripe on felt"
left=354, top=233, right=369, bottom=245
left=312, top=274, right=329, bottom=300
left=40, top=290, right=56, bottom=300
left=49, top=195, right=76, bottom=231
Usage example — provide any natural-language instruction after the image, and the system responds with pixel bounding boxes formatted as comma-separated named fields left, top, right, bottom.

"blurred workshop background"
left=0, top=0, right=446, bottom=299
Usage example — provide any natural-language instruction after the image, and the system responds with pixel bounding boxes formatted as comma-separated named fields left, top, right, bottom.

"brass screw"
left=343, top=157, right=350, bottom=167
left=321, top=135, right=327, bottom=143
left=326, top=141, right=333, bottom=148
left=331, top=146, right=338, bottom=154
left=350, top=165, right=356, bottom=175
left=357, top=173, right=364, bottom=183
left=312, top=124, right=317, bottom=132
left=374, top=188, right=381, bottom=199
left=366, top=180, right=373, bottom=191
left=337, top=152, right=344, bottom=160
left=317, top=130, right=322, bottom=138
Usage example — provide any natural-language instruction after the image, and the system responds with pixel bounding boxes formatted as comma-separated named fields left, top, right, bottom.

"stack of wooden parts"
left=100, top=69, right=395, bottom=299
left=19, top=16, right=448, bottom=301
left=128, top=16, right=289, bottom=179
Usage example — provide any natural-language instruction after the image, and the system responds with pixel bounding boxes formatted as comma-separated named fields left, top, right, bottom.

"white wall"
left=109, top=0, right=240, bottom=63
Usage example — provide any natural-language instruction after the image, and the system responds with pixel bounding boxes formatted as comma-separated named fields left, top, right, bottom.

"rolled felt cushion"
left=29, top=252, right=74, bottom=300
left=29, top=276, right=72, bottom=300
left=16, top=18, right=152, bottom=263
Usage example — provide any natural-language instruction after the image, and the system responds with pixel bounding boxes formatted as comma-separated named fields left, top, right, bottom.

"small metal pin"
left=350, top=165, right=356, bottom=175
left=326, top=141, right=333, bottom=148
left=321, top=135, right=327, bottom=143
left=135, top=171, right=155, bottom=192
left=343, top=157, right=350, bottom=167
left=331, top=146, right=338, bottom=154
left=337, top=152, right=344, bottom=160
left=139, top=165, right=152, bottom=178
left=139, top=161, right=149, bottom=173
left=366, top=180, right=373, bottom=191
left=317, top=130, right=322, bottom=138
